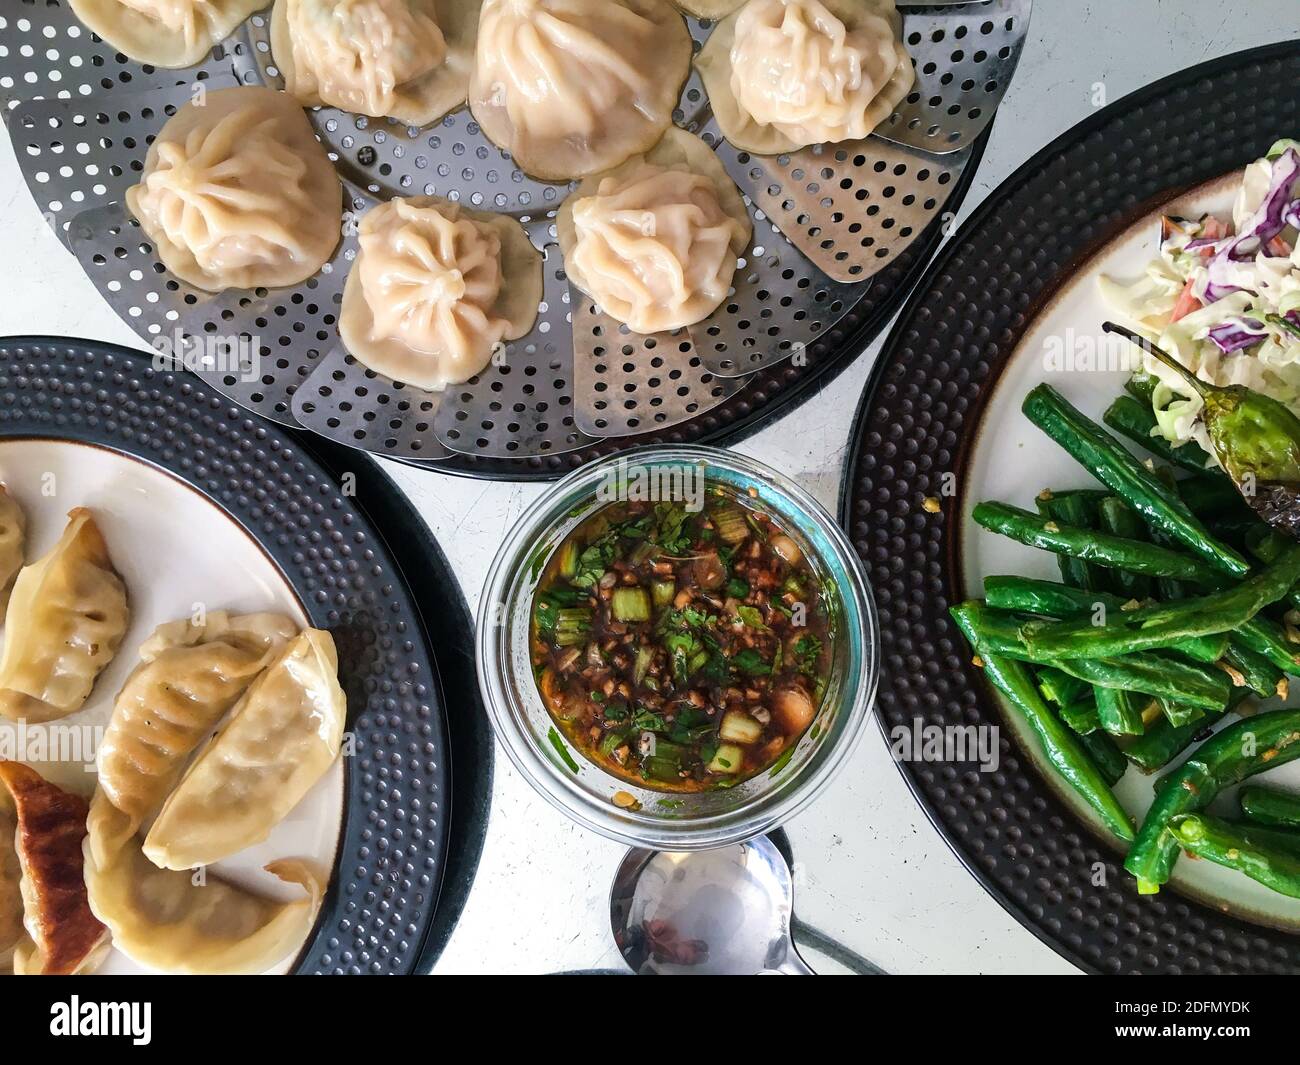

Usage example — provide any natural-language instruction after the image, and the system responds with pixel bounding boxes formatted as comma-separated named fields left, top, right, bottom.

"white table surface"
left=0, top=0, right=1293, bottom=975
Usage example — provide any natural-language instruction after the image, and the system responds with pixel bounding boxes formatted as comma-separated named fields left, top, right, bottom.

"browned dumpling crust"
left=272, top=0, right=481, bottom=126
left=126, top=86, right=343, bottom=294
left=469, top=0, right=693, bottom=181
left=696, top=0, right=914, bottom=155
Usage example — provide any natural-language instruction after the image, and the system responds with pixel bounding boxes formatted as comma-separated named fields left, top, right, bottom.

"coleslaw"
left=1100, top=139, right=1300, bottom=457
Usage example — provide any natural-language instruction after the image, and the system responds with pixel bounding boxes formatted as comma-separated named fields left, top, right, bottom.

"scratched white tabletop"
left=0, top=1, right=1291, bottom=974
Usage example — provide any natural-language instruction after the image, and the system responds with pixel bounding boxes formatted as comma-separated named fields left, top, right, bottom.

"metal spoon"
left=610, top=836, right=814, bottom=975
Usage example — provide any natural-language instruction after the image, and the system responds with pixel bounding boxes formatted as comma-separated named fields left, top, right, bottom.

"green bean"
left=1095, top=687, right=1145, bottom=736
left=1057, top=698, right=1100, bottom=735
left=1243, top=525, right=1300, bottom=612
left=1122, top=692, right=1247, bottom=774
left=1124, top=708, right=1300, bottom=892
left=1078, top=729, right=1128, bottom=787
left=949, top=604, right=1134, bottom=842
left=1022, top=384, right=1250, bottom=577
left=1035, top=666, right=1090, bottom=708
left=1102, top=394, right=1227, bottom=480
left=1239, top=785, right=1300, bottom=829
left=1157, top=698, right=1204, bottom=729
left=1222, top=638, right=1288, bottom=699
left=956, top=603, right=1231, bottom=710
left=1096, top=496, right=1153, bottom=600
left=982, top=576, right=1229, bottom=664
left=973, top=503, right=1222, bottom=584
left=1037, top=493, right=1108, bottom=593
left=1017, top=543, right=1300, bottom=660
left=1167, top=814, right=1300, bottom=898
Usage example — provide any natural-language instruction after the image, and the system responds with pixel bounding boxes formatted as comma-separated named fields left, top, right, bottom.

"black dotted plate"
left=840, top=42, right=1300, bottom=975
left=0, top=336, right=456, bottom=975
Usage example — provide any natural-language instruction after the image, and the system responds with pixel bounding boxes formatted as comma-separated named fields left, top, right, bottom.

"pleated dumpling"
left=68, top=0, right=267, bottom=68
left=0, top=485, right=26, bottom=614
left=273, top=0, right=479, bottom=126
left=0, top=762, right=109, bottom=976
left=468, top=0, right=692, bottom=181
left=339, top=196, right=543, bottom=390
left=83, top=793, right=324, bottom=975
left=126, top=86, right=343, bottom=294
left=0, top=783, right=22, bottom=973
left=696, top=0, right=915, bottom=154
left=94, top=611, right=299, bottom=851
left=557, top=128, right=752, bottom=334
left=0, top=509, right=129, bottom=724
left=142, top=630, right=345, bottom=870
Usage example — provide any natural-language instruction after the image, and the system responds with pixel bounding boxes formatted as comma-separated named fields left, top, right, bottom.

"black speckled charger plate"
left=839, top=41, right=1300, bottom=975
left=0, top=335, right=487, bottom=975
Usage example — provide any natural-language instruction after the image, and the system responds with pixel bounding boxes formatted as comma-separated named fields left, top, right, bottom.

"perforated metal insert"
left=571, top=301, right=749, bottom=436
left=876, top=0, right=1031, bottom=154
left=716, top=136, right=968, bottom=283
left=2, top=0, right=1026, bottom=461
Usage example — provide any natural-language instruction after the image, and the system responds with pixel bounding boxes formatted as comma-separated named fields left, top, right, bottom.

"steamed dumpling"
left=126, top=86, right=343, bottom=294
left=0, top=762, right=108, bottom=976
left=84, top=793, right=324, bottom=975
left=696, top=0, right=915, bottom=154
left=272, top=0, right=480, bottom=126
left=94, top=611, right=299, bottom=851
left=0, top=509, right=129, bottom=724
left=557, top=128, right=752, bottom=334
left=69, top=0, right=268, bottom=68
left=0, top=485, right=26, bottom=614
left=143, top=629, right=346, bottom=870
left=339, top=196, right=542, bottom=390
left=469, top=0, right=692, bottom=181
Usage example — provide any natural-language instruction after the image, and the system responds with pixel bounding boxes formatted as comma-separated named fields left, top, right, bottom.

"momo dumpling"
left=0, top=485, right=26, bottom=614
left=696, top=0, right=915, bottom=154
left=143, top=629, right=346, bottom=870
left=339, top=196, right=542, bottom=390
left=127, top=86, right=343, bottom=294
left=0, top=762, right=108, bottom=976
left=557, top=128, right=752, bottom=334
left=0, top=509, right=129, bottom=724
left=273, top=0, right=480, bottom=126
left=469, top=0, right=692, bottom=181
left=94, top=611, right=299, bottom=851
left=84, top=793, right=324, bottom=975
left=69, top=0, right=268, bottom=68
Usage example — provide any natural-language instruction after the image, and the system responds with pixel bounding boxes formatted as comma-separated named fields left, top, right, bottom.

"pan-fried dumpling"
left=339, top=196, right=543, bottom=390
left=94, top=610, right=298, bottom=854
left=0, top=784, right=22, bottom=972
left=468, top=0, right=692, bottom=181
left=143, top=629, right=346, bottom=870
left=696, top=0, right=914, bottom=155
left=126, top=86, right=343, bottom=294
left=273, top=0, right=480, bottom=126
left=84, top=793, right=324, bottom=975
left=0, top=509, right=129, bottom=724
left=0, top=485, right=26, bottom=615
left=68, top=0, right=268, bottom=68
left=557, top=128, right=752, bottom=334
left=0, top=762, right=108, bottom=976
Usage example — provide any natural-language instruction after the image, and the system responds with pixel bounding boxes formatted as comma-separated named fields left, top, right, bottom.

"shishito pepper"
left=1105, top=322, right=1300, bottom=537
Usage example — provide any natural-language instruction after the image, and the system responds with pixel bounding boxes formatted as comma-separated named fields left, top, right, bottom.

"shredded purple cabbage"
left=1207, top=317, right=1267, bottom=354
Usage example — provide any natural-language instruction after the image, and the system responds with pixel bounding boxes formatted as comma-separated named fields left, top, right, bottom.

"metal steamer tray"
left=1, top=0, right=1030, bottom=477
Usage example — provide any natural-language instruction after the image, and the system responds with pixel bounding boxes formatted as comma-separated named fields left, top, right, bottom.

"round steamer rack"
left=0, top=0, right=1031, bottom=477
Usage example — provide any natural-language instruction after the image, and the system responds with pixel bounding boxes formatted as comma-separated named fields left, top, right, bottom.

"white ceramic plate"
left=0, top=439, right=345, bottom=974
left=961, top=171, right=1300, bottom=930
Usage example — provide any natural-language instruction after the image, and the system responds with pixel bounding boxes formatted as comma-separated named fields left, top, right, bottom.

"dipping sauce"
left=530, top=486, right=833, bottom=791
